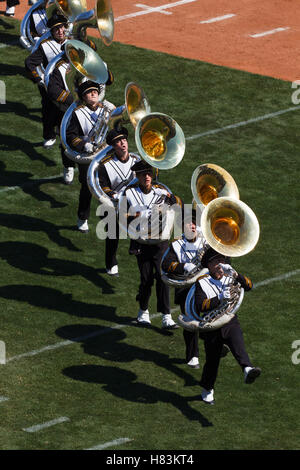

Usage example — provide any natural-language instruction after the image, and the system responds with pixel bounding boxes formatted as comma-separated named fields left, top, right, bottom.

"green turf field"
left=0, top=17, right=299, bottom=451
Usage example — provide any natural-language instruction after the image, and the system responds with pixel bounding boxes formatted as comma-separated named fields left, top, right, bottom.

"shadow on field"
left=0, top=214, right=80, bottom=252
left=0, top=134, right=56, bottom=167
left=0, top=285, right=119, bottom=320
left=63, top=362, right=213, bottom=427
left=0, top=241, right=115, bottom=294
left=58, top=324, right=213, bottom=426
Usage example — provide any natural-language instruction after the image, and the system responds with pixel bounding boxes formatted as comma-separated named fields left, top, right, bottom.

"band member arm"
left=235, top=273, right=253, bottom=291
left=161, top=245, right=185, bottom=275
left=66, top=113, right=86, bottom=152
left=47, top=67, right=73, bottom=111
left=97, top=164, right=116, bottom=198
left=194, top=282, right=221, bottom=315
left=25, top=48, right=46, bottom=83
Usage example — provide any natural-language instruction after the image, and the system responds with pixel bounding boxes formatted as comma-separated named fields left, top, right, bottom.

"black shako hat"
left=47, top=13, right=68, bottom=30
left=201, top=248, right=225, bottom=268
left=131, top=160, right=153, bottom=174
left=106, top=127, right=129, bottom=146
left=78, top=80, right=100, bottom=99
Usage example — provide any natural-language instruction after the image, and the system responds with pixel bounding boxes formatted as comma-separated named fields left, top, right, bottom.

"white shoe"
left=77, top=219, right=89, bottom=233
left=187, top=357, right=200, bottom=369
left=162, top=314, right=179, bottom=329
left=244, top=367, right=261, bottom=384
left=5, top=6, right=15, bottom=16
left=106, top=265, right=119, bottom=277
left=63, top=167, right=74, bottom=185
left=137, top=309, right=151, bottom=325
left=43, top=138, right=56, bottom=149
left=201, top=388, right=215, bottom=405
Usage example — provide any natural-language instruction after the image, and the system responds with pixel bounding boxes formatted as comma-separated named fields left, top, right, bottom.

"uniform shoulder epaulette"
left=75, top=104, right=85, bottom=111
left=41, top=37, right=53, bottom=45
left=101, top=152, right=114, bottom=164
left=129, top=152, right=140, bottom=160
left=197, top=273, right=209, bottom=281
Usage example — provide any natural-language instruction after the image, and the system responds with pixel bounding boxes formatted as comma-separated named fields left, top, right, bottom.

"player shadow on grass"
left=0, top=285, right=131, bottom=321
left=57, top=324, right=200, bottom=389
left=0, top=241, right=114, bottom=294
left=0, top=134, right=56, bottom=167
left=63, top=362, right=213, bottom=427
left=0, top=213, right=80, bottom=252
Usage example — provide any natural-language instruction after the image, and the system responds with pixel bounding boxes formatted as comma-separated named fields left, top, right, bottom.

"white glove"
left=219, top=263, right=238, bottom=278
left=184, top=262, right=197, bottom=274
left=218, top=286, right=232, bottom=301
left=84, top=142, right=94, bottom=154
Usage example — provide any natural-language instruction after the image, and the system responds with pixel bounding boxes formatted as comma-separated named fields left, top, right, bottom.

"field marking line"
left=115, top=0, right=197, bottom=21
left=1, top=105, right=299, bottom=195
left=253, top=269, right=300, bottom=289
left=186, top=105, right=300, bottom=141
left=249, top=27, right=290, bottom=38
left=3, top=269, right=300, bottom=364
left=135, top=3, right=172, bottom=15
left=200, top=14, right=236, bottom=24
left=0, top=396, right=9, bottom=403
left=85, top=437, right=133, bottom=450
left=22, top=416, right=70, bottom=433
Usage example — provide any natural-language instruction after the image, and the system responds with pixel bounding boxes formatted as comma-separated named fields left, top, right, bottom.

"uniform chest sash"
left=41, top=39, right=63, bottom=64
left=104, top=155, right=137, bottom=192
left=75, top=106, right=101, bottom=136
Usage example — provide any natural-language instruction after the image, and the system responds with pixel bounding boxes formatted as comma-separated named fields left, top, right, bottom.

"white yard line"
left=22, top=416, right=70, bottom=433
left=115, top=0, right=197, bottom=21
left=85, top=437, right=132, bottom=450
left=249, top=27, right=290, bottom=38
left=186, top=106, right=300, bottom=141
left=0, top=396, right=9, bottom=403
left=200, top=14, right=236, bottom=24
left=3, top=268, right=300, bottom=364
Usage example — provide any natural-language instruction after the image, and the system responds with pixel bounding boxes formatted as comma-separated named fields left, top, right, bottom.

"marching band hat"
left=131, top=160, right=153, bottom=174
left=47, top=13, right=68, bottom=30
left=77, top=80, right=100, bottom=99
left=106, top=127, right=129, bottom=146
left=201, top=248, right=226, bottom=268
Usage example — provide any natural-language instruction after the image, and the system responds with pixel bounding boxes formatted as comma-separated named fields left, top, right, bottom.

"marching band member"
left=192, top=248, right=261, bottom=405
left=46, top=39, right=99, bottom=184
left=97, top=127, right=141, bottom=276
left=161, top=208, right=210, bottom=367
left=65, top=79, right=114, bottom=233
left=121, top=160, right=182, bottom=329
left=25, top=12, right=68, bottom=149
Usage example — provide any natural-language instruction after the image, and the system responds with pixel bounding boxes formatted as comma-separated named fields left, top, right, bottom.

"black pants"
left=136, top=241, right=170, bottom=315
left=199, top=316, right=252, bottom=390
left=176, top=287, right=200, bottom=362
left=78, top=163, right=92, bottom=221
left=7, top=0, right=19, bottom=7
left=39, top=86, right=62, bottom=140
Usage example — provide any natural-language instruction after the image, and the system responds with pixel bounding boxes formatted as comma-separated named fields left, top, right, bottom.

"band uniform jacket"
left=194, top=271, right=253, bottom=318
left=161, top=230, right=209, bottom=277
left=161, top=230, right=209, bottom=306
left=25, top=35, right=66, bottom=84
left=47, top=57, right=74, bottom=112
left=98, top=152, right=141, bottom=200
left=66, top=100, right=114, bottom=153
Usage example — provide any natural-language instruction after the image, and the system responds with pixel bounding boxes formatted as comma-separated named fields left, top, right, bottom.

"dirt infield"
left=3, top=0, right=300, bottom=82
